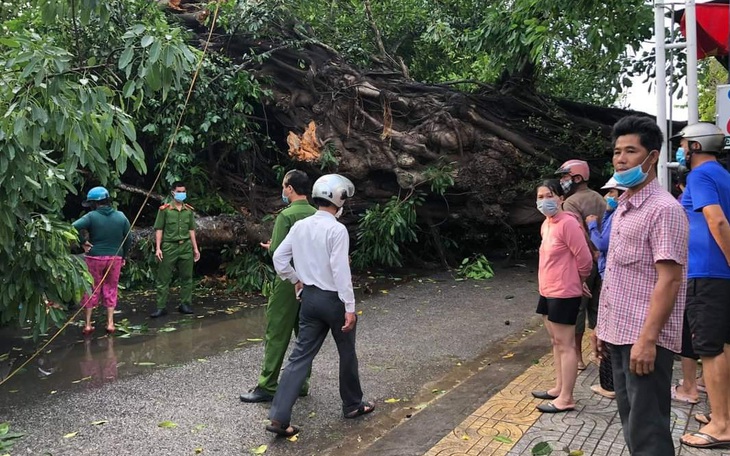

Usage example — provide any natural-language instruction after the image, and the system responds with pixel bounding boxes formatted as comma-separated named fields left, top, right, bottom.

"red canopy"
left=680, top=3, right=730, bottom=58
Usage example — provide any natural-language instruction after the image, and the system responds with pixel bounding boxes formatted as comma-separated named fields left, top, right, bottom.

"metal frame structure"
left=654, top=0, right=699, bottom=190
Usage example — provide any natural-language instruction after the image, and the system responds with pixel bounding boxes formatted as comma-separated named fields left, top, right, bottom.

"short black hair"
left=611, top=115, right=663, bottom=153
left=538, top=179, right=564, bottom=198
left=312, top=197, right=335, bottom=209
left=283, top=170, right=311, bottom=196
left=171, top=181, right=185, bottom=191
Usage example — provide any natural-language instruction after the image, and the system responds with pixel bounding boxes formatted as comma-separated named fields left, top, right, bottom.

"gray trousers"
left=610, top=343, right=675, bottom=456
left=269, top=286, right=363, bottom=425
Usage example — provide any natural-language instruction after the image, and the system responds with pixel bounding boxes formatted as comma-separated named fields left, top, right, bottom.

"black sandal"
left=265, top=421, right=300, bottom=437
left=344, top=401, right=375, bottom=419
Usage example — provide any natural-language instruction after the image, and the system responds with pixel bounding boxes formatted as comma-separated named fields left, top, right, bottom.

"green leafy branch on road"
left=352, top=193, right=422, bottom=269
left=0, top=422, right=24, bottom=452
left=457, top=255, right=494, bottom=280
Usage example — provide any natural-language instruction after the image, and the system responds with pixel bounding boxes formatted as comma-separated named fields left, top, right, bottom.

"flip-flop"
left=671, top=384, right=700, bottom=404
left=536, top=402, right=575, bottom=413
left=345, top=401, right=375, bottom=419
left=265, top=422, right=299, bottom=437
left=577, top=362, right=587, bottom=371
left=106, top=327, right=116, bottom=334
left=531, top=390, right=558, bottom=400
left=680, top=431, right=730, bottom=448
left=695, top=412, right=712, bottom=425
left=82, top=326, right=95, bottom=336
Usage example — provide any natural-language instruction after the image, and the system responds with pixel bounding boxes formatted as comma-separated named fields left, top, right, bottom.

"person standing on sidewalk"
left=531, top=179, right=593, bottom=414
left=73, top=186, right=131, bottom=335
left=240, top=170, right=316, bottom=403
left=266, top=174, right=373, bottom=437
left=585, top=177, right=626, bottom=400
left=555, top=159, right=606, bottom=371
left=673, top=123, right=730, bottom=449
left=151, top=181, right=200, bottom=318
left=595, top=115, right=688, bottom=455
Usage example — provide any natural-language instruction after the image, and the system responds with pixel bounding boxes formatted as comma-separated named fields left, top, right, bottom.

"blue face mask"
left=174, top=192, right=187, bottom=202
left=606, top=196, right=618, bottom=210
left=675, top=147, right=686, bottom=167
left=281, top=189, right=289, bottom=204
left=613, top=153, right=653, bottom=188
left=536, top=198, right=559, bottom=217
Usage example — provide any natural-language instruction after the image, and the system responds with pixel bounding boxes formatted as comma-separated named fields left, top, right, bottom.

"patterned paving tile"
left=424, top=337, right=730, bottom=456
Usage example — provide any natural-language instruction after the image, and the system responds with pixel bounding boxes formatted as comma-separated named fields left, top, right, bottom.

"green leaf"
left=157, top=421, right=177, bottom=428
left=118, top=47, right=134, bottom=70
left=0, top=423, right=8, bottom=436
left=531, top=442, right=553, bottom=455
left=250, top=444, right=267, bottom=454
left=141, top=35, right=154, bottom=48
left=493, top=435, right=513, bottom=444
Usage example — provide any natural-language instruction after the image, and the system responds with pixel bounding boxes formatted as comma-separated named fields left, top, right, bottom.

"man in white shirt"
left=266, top=174, right=374, bottom=437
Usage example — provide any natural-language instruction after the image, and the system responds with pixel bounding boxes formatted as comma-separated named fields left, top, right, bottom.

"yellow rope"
left=0, top=1, right=222, bottom=387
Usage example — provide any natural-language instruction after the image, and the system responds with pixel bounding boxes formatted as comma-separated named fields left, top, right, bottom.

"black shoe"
left=240, top=387, right=274, bottom=403
left=178, top=304, right=194, bottom=314
left=150, top=308, right=168, bottom=318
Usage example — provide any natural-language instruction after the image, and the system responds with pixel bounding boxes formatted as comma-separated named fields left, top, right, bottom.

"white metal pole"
left=656, top=2, right=669, bottom=190
left=686, top=0, right=699, bottom=123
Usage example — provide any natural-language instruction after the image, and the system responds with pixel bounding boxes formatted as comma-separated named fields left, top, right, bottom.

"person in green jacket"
left=150, top=181, right=200, bottom=318
left=241, top=170, right=317, bottom=402
left=72, top=186, right=132, bottom=336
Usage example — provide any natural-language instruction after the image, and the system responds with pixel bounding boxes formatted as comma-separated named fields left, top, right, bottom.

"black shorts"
left=680, top=311, right=698, bottom=359
left=686, top=278, right=730, bottom=357
left=536, top=296, right=582, bottom=325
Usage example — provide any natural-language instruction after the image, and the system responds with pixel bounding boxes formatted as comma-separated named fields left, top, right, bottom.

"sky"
left=624, top=73, right=689, bottom=121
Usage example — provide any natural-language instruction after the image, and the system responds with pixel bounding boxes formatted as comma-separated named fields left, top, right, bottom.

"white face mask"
left=335, top=207, right=344, bottom=219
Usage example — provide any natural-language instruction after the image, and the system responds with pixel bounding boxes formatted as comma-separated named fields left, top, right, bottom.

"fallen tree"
left=158, top=1, right=668, bottom=252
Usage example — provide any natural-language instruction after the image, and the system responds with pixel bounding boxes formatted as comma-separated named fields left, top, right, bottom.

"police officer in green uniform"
left=151, top=181, right=200, bottom=318
left=240, top=170, right=316, bottom=402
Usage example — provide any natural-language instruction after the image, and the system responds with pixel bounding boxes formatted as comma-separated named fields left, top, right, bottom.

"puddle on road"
left=0, top=272, right=422, bottom=408
left=0, top=291, right=268, bottom=407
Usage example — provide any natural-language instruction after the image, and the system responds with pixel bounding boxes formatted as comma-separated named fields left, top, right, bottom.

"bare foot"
left=671, top=384, right=699, bottom=404
left=547, top=388, right=561, bottom=397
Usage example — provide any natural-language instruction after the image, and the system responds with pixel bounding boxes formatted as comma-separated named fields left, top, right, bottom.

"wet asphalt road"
left=1, top=262, right=543, bottom=456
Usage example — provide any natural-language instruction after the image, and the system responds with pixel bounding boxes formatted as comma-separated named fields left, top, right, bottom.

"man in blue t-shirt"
left=673, top=122, right=730, bottom=449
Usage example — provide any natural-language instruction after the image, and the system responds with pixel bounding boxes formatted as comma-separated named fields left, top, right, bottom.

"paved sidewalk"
left=425, top=339, right=729, bottom=456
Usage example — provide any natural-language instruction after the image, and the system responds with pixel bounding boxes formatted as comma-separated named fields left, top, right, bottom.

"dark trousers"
left=599, top=344, right=614, bottom=392
left=610, top=343, right=674, bottom=456
left=269, top=286, right=363, bottom=425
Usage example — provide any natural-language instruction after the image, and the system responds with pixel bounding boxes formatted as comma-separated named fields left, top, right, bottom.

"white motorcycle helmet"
left=311, top=174, right=355, bottom=208
left=671, top=122, right=724, bottom=153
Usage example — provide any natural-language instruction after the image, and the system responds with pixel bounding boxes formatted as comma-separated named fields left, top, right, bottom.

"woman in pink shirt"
left=531, top=179, right=593, bottom=413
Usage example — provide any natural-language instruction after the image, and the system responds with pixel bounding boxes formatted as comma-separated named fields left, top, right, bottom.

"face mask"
left=536, top=198, right=559, bottom=217
left=335, top=207, right=344, bottom=219
left=675, top=147, right=686, bottom=167
left=613, top=153, right=653, bottom=188
left=174, top=192, right=187, bottom=202
left=560, top=180, right=572, bottom=193
left=606, top=196, right=618, bottom=210
left=281, top=189, right=289, bottom=204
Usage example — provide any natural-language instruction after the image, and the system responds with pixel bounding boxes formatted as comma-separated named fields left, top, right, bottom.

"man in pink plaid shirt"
left=594, top=116, right=688, bottom=455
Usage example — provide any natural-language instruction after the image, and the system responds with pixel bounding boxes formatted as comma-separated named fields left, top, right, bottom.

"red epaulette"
left=184, top=203, right=195, bottom=210
left=159, top=203, right=170, bottom=210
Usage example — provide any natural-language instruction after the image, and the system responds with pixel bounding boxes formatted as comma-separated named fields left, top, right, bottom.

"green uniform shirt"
left=270, top=200, right=317, bottom=254
left=153, top=202, right=196, bottom=242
